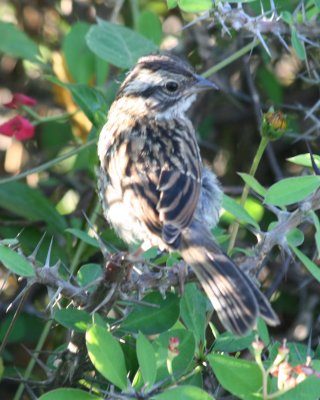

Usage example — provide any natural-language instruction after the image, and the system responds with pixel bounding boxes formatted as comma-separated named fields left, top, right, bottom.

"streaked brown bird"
left=97, top=54, right=279, bottom=335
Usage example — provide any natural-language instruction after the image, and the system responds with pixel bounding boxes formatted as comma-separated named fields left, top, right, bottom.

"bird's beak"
left=194, top=74, right=219, bottom=92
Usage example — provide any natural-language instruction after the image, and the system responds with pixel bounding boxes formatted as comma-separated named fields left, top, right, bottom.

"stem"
left=202, top=39, right=260, bottom=78
left=0, top=138, right=96, bottom=185
left=228, top=136, right=270, bottom=253
left=70, top=198, right=100, bottom=274
left=0, top=288, right=30, bottom=356
left=32, top=112, right=74, bottom=126
left=129, top=0, right=139, bottom=30
left=13, top=320, right=53, bottom=400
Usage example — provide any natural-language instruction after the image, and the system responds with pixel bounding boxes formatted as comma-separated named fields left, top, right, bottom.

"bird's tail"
left=180, top=221, right=279, bottom=335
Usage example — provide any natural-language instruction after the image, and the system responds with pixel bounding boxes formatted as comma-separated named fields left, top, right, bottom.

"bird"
left=97, top=53, right=279, bottom=335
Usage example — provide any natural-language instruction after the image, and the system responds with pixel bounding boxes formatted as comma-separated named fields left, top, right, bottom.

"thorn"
left=304, top=99, right=320, bottom=120
left=269, top=0, right=276, bottom=13
left=305, top=141, right=320, bottom=175
left=276, top=33, right=290, bottom=52
left=82, top=211, right=110, bottom=258
left=306, top=327, right=313, bottom=363
left=256, top=31, right=272, bottom=57
left=6, top=284, right=32, bottom=313
left=218, top=16, right=231, bottom=37
left=46, top=287, right=62, bottom=312
left=28, top=232, right=46, bottom=263
left=21, top=344, right=51, bottom=374
left=44, top=237, right=54, bottom=268
left=14, top=368, right=38, bottom=400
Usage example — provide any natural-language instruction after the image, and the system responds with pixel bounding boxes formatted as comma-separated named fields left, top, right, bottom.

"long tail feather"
left=181, top=221, right=279, bottom=335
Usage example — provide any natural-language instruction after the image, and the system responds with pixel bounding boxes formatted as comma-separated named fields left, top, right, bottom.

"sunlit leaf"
left=39, top=388, right=101, bottom=400
left=178, top=0, right=212, bottom=12
left=86, top=324, right=128, bottom=390
left=222, top=194, right=259, bottom=229
left=264, top=176, right=320, bottom=206
left=167, top=0, right=178, bottom=9
left=287, top=153, right=320, bottom=169
left=152, top=386, right=214, bottom=399
left=136, top=333, right=157, bottom=389
left=208, top=353, right=262, bottom=399
left=238, top=173, right=267, bottom=197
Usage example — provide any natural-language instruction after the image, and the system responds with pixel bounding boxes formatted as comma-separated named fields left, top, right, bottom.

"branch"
left=242, top=189, right=320, bottom=273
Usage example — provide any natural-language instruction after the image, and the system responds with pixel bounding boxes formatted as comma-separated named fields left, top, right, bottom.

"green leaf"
left=0, top=22, right=40, bottom=62
left=39, top=388, right=101, bottom=400
left=264, top=176, right=320, bottom=206
left=0, top=358, right=3, bottom=380
left=286, top=228, right=304, bottom=247
left=0, top=313, right=44, bottom=343
left=222, top=194, right=259, bottom=229
left=315, top=0, right=320, bottom=10
left=137, top=11, right=163, bottom=46
left=281, top=11, right=293, bottom=24
left=208, top=353, right=262, bottom=399
left=0, top=245, right=35, bottom=277
left=287, top=153, right=320, bottom=169
left=310, top=211, right=320, bottom=257
left=180, top=283, right=207, bottom=344
left=136, top=332, right=157, bottom=389
left=77, top=263, right=102, bottom=293
left=238, top=173, right=267, bottom=197
left=257, top=66, right=283, bottom=105
left=46, top=77, right=108, bottom=127
left=63, top=22, right=109, bottom=85
left=291, top=27, right=306, bottom=60
left=86, top=324, right=128, bottom=390
left=86, top=19, right=157, bottom=69
left=67, top=83, right=108, bottom=127
left=152, top=386, right=214, bottom=400
left=54, top=308, right=92, bottom=331
left=121, top=292, right=180, bottom=334
left=257, top=318, right=270, bottom=345
left=0, top=182, right=67, bottom=233
left=178, top=0, right=213, bottom=12
left=167, top=0, right=178, bottom=9
left=153, top=329, right=196, bottom=381
left=63, top=22, right=96, bottom=83
left=290, top=245, right=320, bottom=282
left=212, top=331, right=255, bottom=353
left=66, top=228, right=99, bottom=248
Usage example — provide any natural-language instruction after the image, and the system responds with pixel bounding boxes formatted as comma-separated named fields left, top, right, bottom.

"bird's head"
left=115, top=54, right=218, bottom=118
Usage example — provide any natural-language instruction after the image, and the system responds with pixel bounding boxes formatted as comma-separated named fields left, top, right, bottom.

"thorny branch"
left=5, top=187, right=320, bottom=311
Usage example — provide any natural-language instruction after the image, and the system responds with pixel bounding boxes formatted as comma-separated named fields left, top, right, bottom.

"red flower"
left=4, top=93, right=37, bottom=109
left=0, top=115, right=35, bottom=141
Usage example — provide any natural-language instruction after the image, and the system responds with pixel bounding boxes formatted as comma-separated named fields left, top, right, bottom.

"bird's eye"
left=165, top=81, right=179, bottom=92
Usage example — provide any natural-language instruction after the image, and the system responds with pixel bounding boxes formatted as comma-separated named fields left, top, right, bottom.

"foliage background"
left=0, top=0, right=319, bottom=399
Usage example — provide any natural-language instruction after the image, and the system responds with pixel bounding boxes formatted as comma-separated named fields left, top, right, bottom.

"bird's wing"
left=157, top=138, right=202, bottom=248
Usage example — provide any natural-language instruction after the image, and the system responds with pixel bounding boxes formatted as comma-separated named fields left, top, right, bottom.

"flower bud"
left=261, top=110, right=287, bottom=140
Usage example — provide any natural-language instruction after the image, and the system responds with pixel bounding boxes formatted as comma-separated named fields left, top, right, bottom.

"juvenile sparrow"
left=97, top=54, right=279, bottom=335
